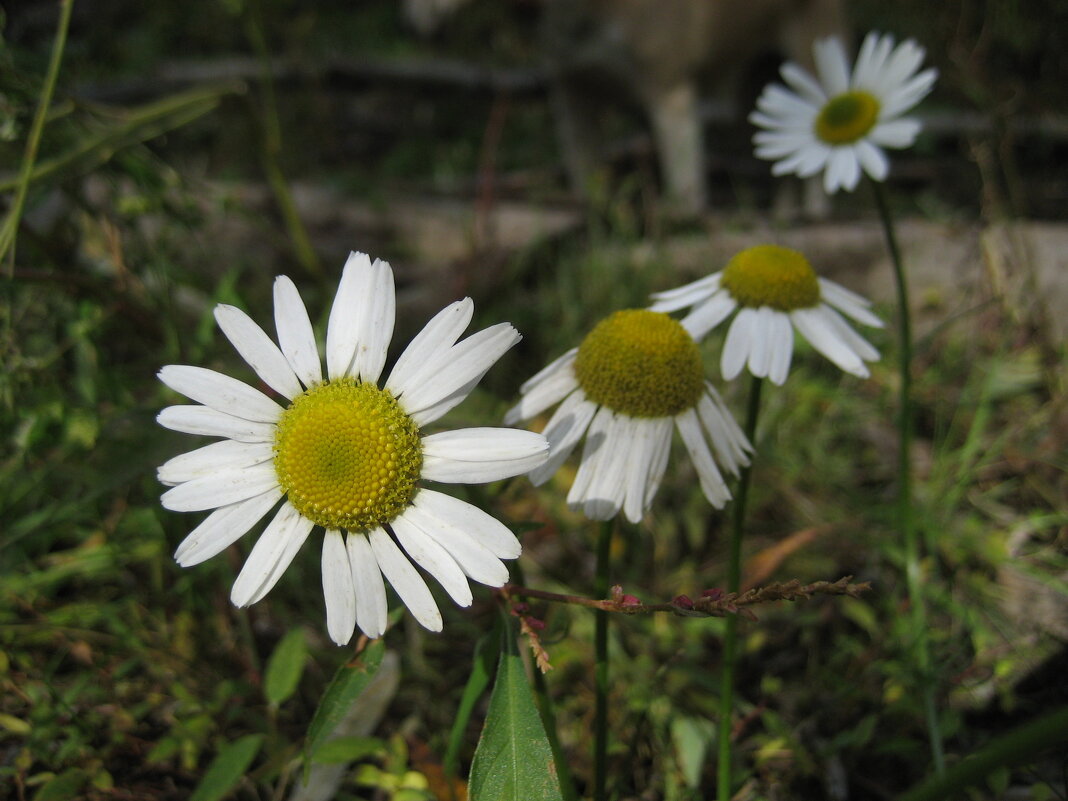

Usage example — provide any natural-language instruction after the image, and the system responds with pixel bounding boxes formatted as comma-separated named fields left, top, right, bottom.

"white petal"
left=680, top=292, right=737, bottom=340
left=780, top=62, right=827, bottom=106
left=746, top=308, right=777, bottom=379
left=401, top=323, right=521, bottom=426
left=791, top=307, right=868, bottom=377
left=622, top=418, right=671, bottom=524
left=643, top=416, right=673, bottom=510
left=697, top=385, right=751, bottom=477
left=213, top=304, right=302, bottom=400
left=158, top=365, right=283, bottom=423
left=822, top=304, right=881, bottom=363
left=326, top=251, right=372, bottom=380
left=527, top=390, right=598, bottom=486
left=854, top=139, right=889, bottom=182
left=564, top=405, right=612, bottom=513
left=369, top=528, right=442, bottom=632
left=869, top=119, right=921, bottom=149
left=348, top=532, right=388, bottom=639
left=819, top=279, right=884, bottom=328
left=503, top=351, right=580, bottom=425
left=421, top=428, right=549, bottom=484
left=814, top=37, right=851, bottom=96
left=157, top=405, right=276, bottom=443
left=386, top=299, right=474, bottom=397
left=413, top=488, right=521, bottom=560
left=390, top=513, right=472, bottom=607
left=158, top=440, right=274, bottom=486
left=648, top=272, right=722, bottom=312
left=403, top=501, right=510, bottom=587
left=352, top=258, right=396, bottom=384
left=174, top=488, right=282, bottom=566
left=322, top=530, right=357, bottom=646
left=766, top=310, right=795, bottom=386
left=230, top=502, right=314, bottom=607
left=721, top=309, right=758, bottom=380
left=570, top=410, right=628, bottom=521
left=824, top=148, right=860, bottom=193
left=273, top=275, right=322, bottom=388
left=161, top=464, right=280, bottom=512
left=676, top=409, right=731, bottom=508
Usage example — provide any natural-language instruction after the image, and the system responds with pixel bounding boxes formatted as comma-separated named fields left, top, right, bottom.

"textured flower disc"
left=721, top=245, right=821, bottom=311
left=273, top=378, right=422, bottom=531
left=574, top=310, right=703, bottom=418
left=816, top=90, right=881, bottom=145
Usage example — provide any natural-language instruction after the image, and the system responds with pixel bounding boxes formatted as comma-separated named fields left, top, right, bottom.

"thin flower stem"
left=871, top=179, right=945, bottom=775
left=1, top=0, right=75, bottom=270
left=717, top=374, right=763, bottom=801
left=594, top=518, right=613, bottom=801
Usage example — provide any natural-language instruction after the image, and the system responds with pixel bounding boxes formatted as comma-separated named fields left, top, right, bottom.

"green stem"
left=716, top=374, right=762, bottom=801
left=871, top=180, right=945, bottom=775
left=897, top=705, right=1068, bottom=801
left=593, top=519, right=613, bottom=801
left=1, top=0, right=75, bottom=269
left=244, top=0, right=321, bottom=278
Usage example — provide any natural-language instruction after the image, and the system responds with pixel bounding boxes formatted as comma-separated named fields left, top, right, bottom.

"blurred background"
left=1, top=1, right=1066, bottom=799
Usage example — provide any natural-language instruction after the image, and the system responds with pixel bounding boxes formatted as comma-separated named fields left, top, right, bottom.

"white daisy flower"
left=156, top=252, right=549, bottom=645
left=751, top=31, right=938, bottom=193
left=504, top=310, right=752, bottom=523
left=650, top=245, right=883, bottom=386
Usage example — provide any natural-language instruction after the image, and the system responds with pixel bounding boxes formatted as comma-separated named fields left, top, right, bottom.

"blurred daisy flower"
left=650, top=245, right=883, bottom=385
left=157, top=252, right=548, bottom=645
left=751, top=31, right=937, bottom=193
left=505, top=310, right=751, bottom=523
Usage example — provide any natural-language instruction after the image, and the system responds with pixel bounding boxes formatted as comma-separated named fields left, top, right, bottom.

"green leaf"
left=670, top=715, right=715, bottom=789
left=263, top=628, right=307, bottom=706
left=310, top=736, right=384, bottom=764
left=33, top=770, right=87, bottom=801
left=304, top=640, right=386, bottom=777
left=469, top=640, right=564, bottom=801
left=189, top=734, right=264, bottom=801
left=443, top=632, right=498, bottom=779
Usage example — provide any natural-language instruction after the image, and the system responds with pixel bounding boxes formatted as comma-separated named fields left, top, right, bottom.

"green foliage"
left=189, top=734, right=264, bottom=801
left=469, top=625, right=566, bottom=801
left=263, top=627, right=307, bottom=707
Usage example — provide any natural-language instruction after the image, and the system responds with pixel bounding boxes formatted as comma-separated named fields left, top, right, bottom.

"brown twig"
left=502, top=576, right=871, bottom=621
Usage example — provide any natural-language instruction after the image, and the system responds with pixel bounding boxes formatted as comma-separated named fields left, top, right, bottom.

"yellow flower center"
left=720, top=245, right=821, bottom=311
left=273, top=378, right=422, bottom=531
left=815, top=90, right=881, bottom=145
left=574, top=310, right=703, bottom=418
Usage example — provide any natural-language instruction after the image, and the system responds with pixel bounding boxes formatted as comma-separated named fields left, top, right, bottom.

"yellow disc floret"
left=815, top=90, right=881, bottom=145
left=574, top=310, right=703, bottom=418
left=721, top=245, right=821, bottom=311
left=273, top=378, right=422, bottom=531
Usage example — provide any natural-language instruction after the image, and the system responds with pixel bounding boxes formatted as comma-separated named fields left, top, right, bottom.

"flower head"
left=650, top=245, right=883, bottom=385
left=750, top=32, right=937, bottom=193
left=505, top=310, right=751, bottom=523
left=157, top=252, right=549, bottom=645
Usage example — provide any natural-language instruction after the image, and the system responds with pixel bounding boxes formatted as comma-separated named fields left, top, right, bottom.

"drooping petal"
left=213, top=304, right=302, bottom=400
left=368, top=527, right=442, bottom=633
left=721, top=308, right=758, bottom=380
left=161, top=464, right=280, bottom=512
left=818, top=278, right=884, bottom=328
left=527, top=390, right=598, bottom=486
left=791, top=307, right=869, bottom=377
left=421, top=428, right=549, bottom=484
left=680, top=292, right=737, bottom=340
left=273, top=275, right=322, bottom=389
left=158, top=365, right=283, bottom=423
left=622, top=417, right=672, bottom=524
left=697, top=384, right=752, bottom=477
left=503, top=350, right=579, bottom=425
left=765, top=310, right=795, bottom=386
left=322, top=530, right=357, bottom=646
left=230, top=502, right=314, bottom=607
left=676, top=409, right=731, bottom=508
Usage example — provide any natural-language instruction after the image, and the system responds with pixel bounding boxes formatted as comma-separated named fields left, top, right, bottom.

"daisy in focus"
left=504, top=310, right=751, bottom=523
left=157, top=252, right=548, bottom=645
left=750, top=31, right=937, bottom=193
left=650, top=245, right=883, bottom=385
